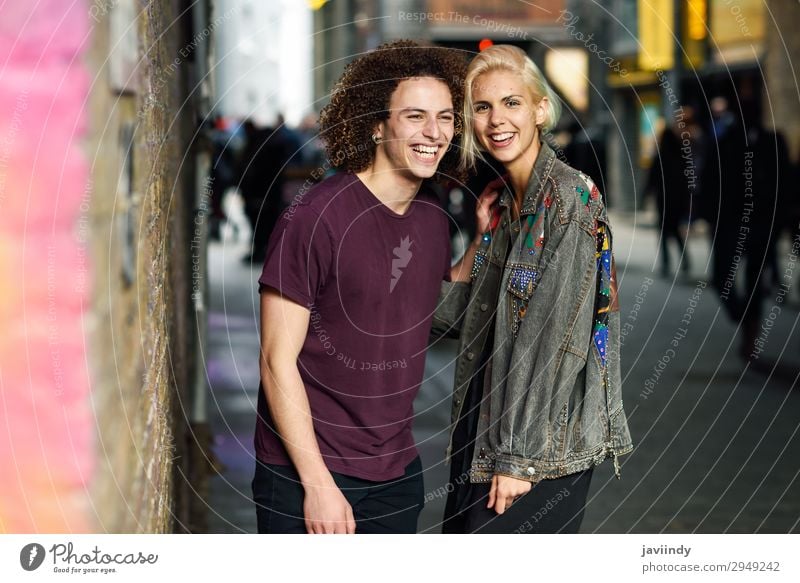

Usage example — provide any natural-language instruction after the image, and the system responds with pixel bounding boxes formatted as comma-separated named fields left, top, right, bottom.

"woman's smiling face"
left=471, top=69, right=547, bottom=173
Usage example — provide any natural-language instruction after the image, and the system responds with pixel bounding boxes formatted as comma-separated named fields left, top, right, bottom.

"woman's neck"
left=506, top=138, right=541, bottom=217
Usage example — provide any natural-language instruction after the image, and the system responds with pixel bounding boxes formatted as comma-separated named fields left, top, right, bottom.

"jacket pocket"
left=506, top=264, right=539, bottom=336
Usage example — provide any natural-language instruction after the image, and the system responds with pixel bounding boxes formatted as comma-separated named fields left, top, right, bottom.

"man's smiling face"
left=372, top=77, right=455, bottom=184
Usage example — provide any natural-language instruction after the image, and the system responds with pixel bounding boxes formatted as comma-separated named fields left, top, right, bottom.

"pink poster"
left=0, top=0, right=93, bottom=532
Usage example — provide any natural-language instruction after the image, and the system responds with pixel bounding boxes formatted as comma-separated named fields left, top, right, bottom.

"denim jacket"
left=432, top=142, right=633, bottom=484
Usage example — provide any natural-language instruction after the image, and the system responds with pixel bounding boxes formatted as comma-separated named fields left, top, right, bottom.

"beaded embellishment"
left=470, top=233, right=491, bottom=281
left=508, top=265, right=539, bottom=298
left=508, top=264, right=540, bottom=336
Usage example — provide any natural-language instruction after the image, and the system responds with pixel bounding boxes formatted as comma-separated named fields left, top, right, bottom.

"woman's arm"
left=449, top=184, right=501, bottom=282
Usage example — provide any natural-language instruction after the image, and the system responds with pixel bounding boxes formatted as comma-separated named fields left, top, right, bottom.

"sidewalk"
left=579, top=213, right=800, bottom=532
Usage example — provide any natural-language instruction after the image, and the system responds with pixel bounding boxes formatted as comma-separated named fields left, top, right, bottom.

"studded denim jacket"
left=432, top=142, right=633, bottom=484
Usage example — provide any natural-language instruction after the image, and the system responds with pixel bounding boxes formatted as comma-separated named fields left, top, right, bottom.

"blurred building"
left=311, top=1, right=800, bottom=214
left=312, top=1, right=578, bottom=108
left=82, top=0, right=217, bottom=533
left=214, top=0, right=313, bottom=126
left=764, top=0, right=800, bottom=162
left=311, top=0, right=417, bottom=106
left=603, top=0, right=773, bottom=211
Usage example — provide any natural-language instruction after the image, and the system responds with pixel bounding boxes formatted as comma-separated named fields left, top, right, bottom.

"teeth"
left=491, top=133, right=513, bottom=142
left=412, top=145, right=438, bottom=155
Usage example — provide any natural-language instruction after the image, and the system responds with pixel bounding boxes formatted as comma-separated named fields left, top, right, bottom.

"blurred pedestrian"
left=710, top=95, right=735, bottom=140
left=209, top=115, right=236, bottom=240
left=703, top=98, right=789, bottom=358
left=274, top=113, right=303, bottom=168
left=642, top=106, right=702, bottom=277
left=237, top=118, right=291, bottom=264
left=296, top=112, right=326, bottom=170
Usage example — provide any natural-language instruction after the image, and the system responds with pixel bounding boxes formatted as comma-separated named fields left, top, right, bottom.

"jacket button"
left=480, top=303, right=488, bottom=311
left=466, top=351, right=475, bottom=361
left=526, top=467, right=536, bottom=476
left=454, top=398, right=461, bottom=407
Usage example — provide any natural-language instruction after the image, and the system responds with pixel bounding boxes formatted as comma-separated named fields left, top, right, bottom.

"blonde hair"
left=460, top=45, right=561, bottom=172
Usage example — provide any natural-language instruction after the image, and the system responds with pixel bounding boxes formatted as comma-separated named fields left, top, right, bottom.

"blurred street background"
left=2, top=0, right=799, bottom=533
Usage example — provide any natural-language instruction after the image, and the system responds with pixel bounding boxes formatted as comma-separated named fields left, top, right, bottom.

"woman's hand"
left=474, top=176, right=506, bottom=236
left=449, top=176, right=505, bottom=282
left=487, top=474, right=532, bottom=515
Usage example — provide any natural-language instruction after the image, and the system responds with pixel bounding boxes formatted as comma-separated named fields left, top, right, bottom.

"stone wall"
left=86, top=0, right=203, bottom=532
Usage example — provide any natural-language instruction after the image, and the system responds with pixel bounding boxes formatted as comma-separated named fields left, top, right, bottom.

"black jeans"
left=252, top=457, right=424, bottom=534
left=444, top=467, right=594, bottom=534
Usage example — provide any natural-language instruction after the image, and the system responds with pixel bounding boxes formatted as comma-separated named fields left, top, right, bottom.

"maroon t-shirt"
left=255, top=172, right=451, bottom=481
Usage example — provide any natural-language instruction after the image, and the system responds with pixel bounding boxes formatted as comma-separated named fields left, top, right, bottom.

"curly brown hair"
left=319, top=40, right=468, bottom=182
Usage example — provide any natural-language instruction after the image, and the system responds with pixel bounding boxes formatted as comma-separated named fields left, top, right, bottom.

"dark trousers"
left=659, top=220, right=689, bottom=275
left=443, top=468, right=594, bottom=534
left=252, top=457, right=424, bottom=534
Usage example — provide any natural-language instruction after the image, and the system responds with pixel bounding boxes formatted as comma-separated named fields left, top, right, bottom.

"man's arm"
left=259, top=288, right=355, bottom=534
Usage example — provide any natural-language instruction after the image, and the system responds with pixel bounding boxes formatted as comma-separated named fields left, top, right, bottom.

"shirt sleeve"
left=258, top=204, right=333, bottom=309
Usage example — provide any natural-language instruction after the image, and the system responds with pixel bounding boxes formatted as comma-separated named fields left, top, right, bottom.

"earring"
left=371, top=133, right=382, bottom=144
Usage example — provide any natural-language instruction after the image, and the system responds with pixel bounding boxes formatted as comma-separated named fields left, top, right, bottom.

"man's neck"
left=355, top=167, right=421, bottom=215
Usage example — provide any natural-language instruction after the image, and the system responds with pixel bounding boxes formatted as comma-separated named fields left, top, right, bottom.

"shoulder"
left=281, top=172, right=362, bottom=228
left=549, top=158, right=607, bottom=232
left=293, top=172, right=359, bottom=211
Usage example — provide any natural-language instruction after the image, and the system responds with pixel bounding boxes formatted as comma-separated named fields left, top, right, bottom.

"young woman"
left=433, top=45, right=633, bottom=534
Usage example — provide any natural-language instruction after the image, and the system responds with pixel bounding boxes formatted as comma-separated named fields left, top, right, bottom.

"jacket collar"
left=498, top=140, right=556, bottom=216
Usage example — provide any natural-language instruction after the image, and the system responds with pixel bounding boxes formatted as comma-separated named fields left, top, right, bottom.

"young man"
left=252, top=40, right=467, bottom=534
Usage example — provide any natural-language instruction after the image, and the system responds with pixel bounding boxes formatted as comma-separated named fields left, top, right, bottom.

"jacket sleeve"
left=491, top=218, right=601, bottom=481
left=430, top=280, right=471, bottom=340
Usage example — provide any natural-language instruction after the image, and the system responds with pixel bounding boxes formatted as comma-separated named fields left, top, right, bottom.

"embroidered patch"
left=576, top=171, right=601, bottom=210
left=593, top=223, right=617, bottom=365
left=577, top=185, right=589, bottom=206
left=519, top=204, right=546, bottom=259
